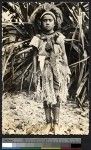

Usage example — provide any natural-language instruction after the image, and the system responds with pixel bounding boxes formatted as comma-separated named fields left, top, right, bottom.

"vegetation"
left=2, top=2, right=89, bottom=108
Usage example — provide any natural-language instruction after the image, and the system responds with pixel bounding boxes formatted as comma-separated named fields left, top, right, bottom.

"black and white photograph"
left=2, top=1, right=89, bottom=135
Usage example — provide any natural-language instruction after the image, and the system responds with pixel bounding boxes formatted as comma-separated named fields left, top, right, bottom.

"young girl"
left=29, top=3, right=71, bottom=134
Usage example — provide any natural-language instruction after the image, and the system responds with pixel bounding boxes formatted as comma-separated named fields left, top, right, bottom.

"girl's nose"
left=46, top=20, right=50, bottom=24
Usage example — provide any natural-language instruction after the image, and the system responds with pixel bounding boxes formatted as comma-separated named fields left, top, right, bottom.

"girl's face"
left=41, top=14, right=55, bottom=33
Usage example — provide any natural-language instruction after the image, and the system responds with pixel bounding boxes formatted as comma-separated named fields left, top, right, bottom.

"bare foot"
left=54, top=124, right=60, bottom=135
left=42, top=123, right=52, bottom=135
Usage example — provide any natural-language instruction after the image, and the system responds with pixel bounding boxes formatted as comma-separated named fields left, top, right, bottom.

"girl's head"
left=30, top=3, right=63, bottom=32
left=40, top=11, right=56, bottom=33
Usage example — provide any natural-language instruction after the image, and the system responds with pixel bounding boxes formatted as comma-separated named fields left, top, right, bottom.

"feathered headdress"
left=29, top=3, right=63, bottom=31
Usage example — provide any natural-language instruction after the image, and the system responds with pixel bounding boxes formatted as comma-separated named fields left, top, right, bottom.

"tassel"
left=38, top=55, right=46, bottom=72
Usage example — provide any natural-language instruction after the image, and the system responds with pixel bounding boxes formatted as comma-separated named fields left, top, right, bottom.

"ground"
left=2, top=92, right=89, bottom=135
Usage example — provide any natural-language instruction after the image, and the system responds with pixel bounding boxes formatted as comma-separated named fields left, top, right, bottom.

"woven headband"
left=40, top=11, right=56, bottom=21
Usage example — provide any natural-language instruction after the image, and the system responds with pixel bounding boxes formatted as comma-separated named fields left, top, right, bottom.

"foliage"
left=2, top=2, right=89, bottom=107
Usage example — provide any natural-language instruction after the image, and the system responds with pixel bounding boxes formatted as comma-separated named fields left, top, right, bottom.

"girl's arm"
left=57, top=33, right=71, bottom=75
left=61, top=40, right=71, bottom=75
left=57, top=33, right=71, bottom=84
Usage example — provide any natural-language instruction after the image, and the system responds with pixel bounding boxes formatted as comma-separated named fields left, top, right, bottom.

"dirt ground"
left=2, top=92, right=89, bottom=135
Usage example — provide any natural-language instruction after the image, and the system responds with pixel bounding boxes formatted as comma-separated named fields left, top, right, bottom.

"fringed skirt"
left=36, top=62, right=69, bottom=105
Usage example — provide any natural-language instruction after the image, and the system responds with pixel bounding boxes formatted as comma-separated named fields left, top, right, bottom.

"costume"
left=29, top=31, right=71, bottom=124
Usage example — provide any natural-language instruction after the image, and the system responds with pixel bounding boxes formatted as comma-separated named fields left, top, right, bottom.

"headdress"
left=29, top=3, right=63, bottom=30
left=40, top=11, right=56, bottom=22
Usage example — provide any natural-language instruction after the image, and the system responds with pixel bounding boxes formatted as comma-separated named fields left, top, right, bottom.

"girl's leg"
left=52, top=97, right=60, bottom=135
left=42, top=101, right=52, bottom=134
